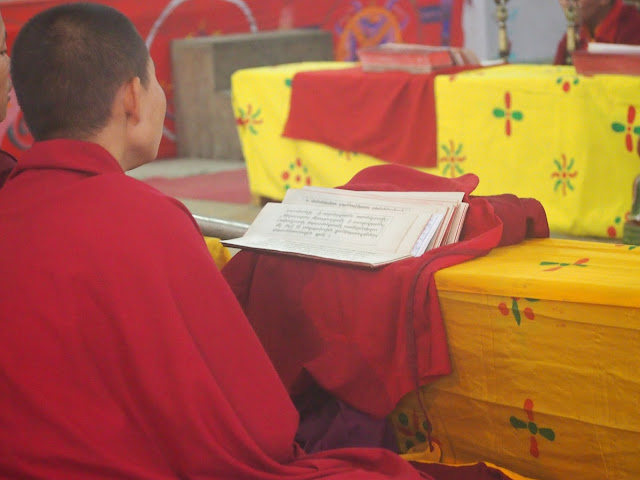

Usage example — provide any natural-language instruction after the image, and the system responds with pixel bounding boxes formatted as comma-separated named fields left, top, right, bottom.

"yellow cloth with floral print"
left=391, top=239, right=640, bottom=480
left=435, top=64, right=640, bottom=240
left=231, top=63, right=640, bottom=239
left=203, top=236, right=232, bottom=270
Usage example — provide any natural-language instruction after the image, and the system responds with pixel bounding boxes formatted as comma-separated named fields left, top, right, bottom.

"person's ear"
left=122, top=76, right=143, bottom=125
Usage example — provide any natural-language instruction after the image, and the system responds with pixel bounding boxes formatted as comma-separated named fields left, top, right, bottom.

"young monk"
left=554, top=0, right=640, bottom=64
left=0, top=4, right=435, bottom=479
left=0, top=9, right=17, bottom=188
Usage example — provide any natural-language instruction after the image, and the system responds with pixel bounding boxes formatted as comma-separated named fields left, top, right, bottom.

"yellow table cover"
left=231, top=63, right=640, bottom=239
left=203, top=236, right=232, bottom=270
left=391, top=239, right=640, bottom=480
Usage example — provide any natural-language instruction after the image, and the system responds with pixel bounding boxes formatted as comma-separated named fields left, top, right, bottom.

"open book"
left=223, top=187, right=468, bottom=268
left=357, top=43, right=480, bottom=74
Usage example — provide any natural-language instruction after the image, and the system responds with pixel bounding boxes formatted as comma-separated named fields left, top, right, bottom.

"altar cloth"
left=392, top=238, right=640, bottom=480
left=232, top=62, right=640, bottom=239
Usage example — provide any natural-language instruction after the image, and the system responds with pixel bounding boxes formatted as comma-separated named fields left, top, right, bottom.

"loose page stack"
left=223, top=186, right=468, bottom=268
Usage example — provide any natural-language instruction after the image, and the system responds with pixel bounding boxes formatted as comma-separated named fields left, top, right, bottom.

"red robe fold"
left=554, top=0, right=640, bottom=65
left=223, top=165, right=549, bottom=419
left=0, top=140, right=437, bottom=479
left=0, top=149, right=17, bottom=188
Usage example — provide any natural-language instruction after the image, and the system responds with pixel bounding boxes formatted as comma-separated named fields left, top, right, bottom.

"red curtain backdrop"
left=0, top=0, right=464, bottom=160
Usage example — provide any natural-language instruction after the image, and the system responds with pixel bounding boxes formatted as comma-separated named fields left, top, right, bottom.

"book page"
left=285, top=187, right=453, bottom=254
left=444, top=202, right=469, bottom=245
left=412, top=212, right=445, bottom=256
left=298, top=187, right=464, bottom=204
left=223, top=203, right=428, bottom=261
left=286, top=187, right=461, bottom=253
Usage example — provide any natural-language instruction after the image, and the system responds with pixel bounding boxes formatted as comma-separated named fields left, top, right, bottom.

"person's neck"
left=86, top=125, right=129, bottom=171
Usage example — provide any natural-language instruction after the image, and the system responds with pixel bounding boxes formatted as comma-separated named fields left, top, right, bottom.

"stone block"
left=171, top=29, right=333, bottom=160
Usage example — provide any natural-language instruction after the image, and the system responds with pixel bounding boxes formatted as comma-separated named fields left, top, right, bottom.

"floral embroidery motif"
left=556, top=75, right=579, bottom=92
left=611, top=105, right=640, bottom=156
left=540, top=258, right=589, bottom=271
left=281, top=158, right=311, bottom=190
left=396, top=411, right=434, bottom=452
left=498, top=297, right=539, bottom=326
left=235, top=104, right=263, bottom=135
left=551, top=154, right=578, bottom=196
left=492, top=91, right=523, bottom=136
left=439, top=140, right=465, bottom=177
left=510, top=399, right=556, bottom=458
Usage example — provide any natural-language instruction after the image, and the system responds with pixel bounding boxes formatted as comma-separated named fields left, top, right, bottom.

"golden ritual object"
left=562, top=0, right=578, bottom=64
left=494, top=0, right=510, bottom=61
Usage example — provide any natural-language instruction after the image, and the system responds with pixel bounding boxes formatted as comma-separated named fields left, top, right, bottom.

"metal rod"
left=193, top=214, right=250, bottom=240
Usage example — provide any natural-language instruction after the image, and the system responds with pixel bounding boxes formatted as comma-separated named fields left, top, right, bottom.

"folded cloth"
left=282, top=66, right=478, bottom=168
left=0, top=148, right=17, bottom=189
left=294, top=382, right=399, bottom=454
left=223, top=165, right=548, bottom=419
left=409, top=460, right=536, bottom=480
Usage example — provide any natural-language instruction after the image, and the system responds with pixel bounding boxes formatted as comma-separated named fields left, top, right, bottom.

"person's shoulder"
left=88, top=173, right=199, bottom=237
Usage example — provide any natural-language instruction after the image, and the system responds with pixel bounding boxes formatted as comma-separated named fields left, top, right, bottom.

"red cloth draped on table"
left=282, top=66, right=478, bottom=168
left=223, top=165, right=549, bottom=419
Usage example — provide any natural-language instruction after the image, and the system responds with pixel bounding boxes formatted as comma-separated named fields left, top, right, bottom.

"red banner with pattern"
left=0, top=0, right=464, bottom=159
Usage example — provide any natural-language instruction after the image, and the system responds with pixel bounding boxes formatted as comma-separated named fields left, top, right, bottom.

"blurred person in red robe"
left=554, top=0, right=640, bottom=64
left=0, top=4, right=471, bottom=480
left=0, top=8, right=17, bottom=188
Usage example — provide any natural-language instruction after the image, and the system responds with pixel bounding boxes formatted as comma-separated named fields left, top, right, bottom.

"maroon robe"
left=0, top=139, right=441, bottom=479
left=554, top=0, right=640, bottom=65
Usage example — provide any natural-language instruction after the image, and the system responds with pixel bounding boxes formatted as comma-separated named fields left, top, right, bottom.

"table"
left=231, top=62, right=640, bottom=239
left=394, top=238, right=640, bottom=480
